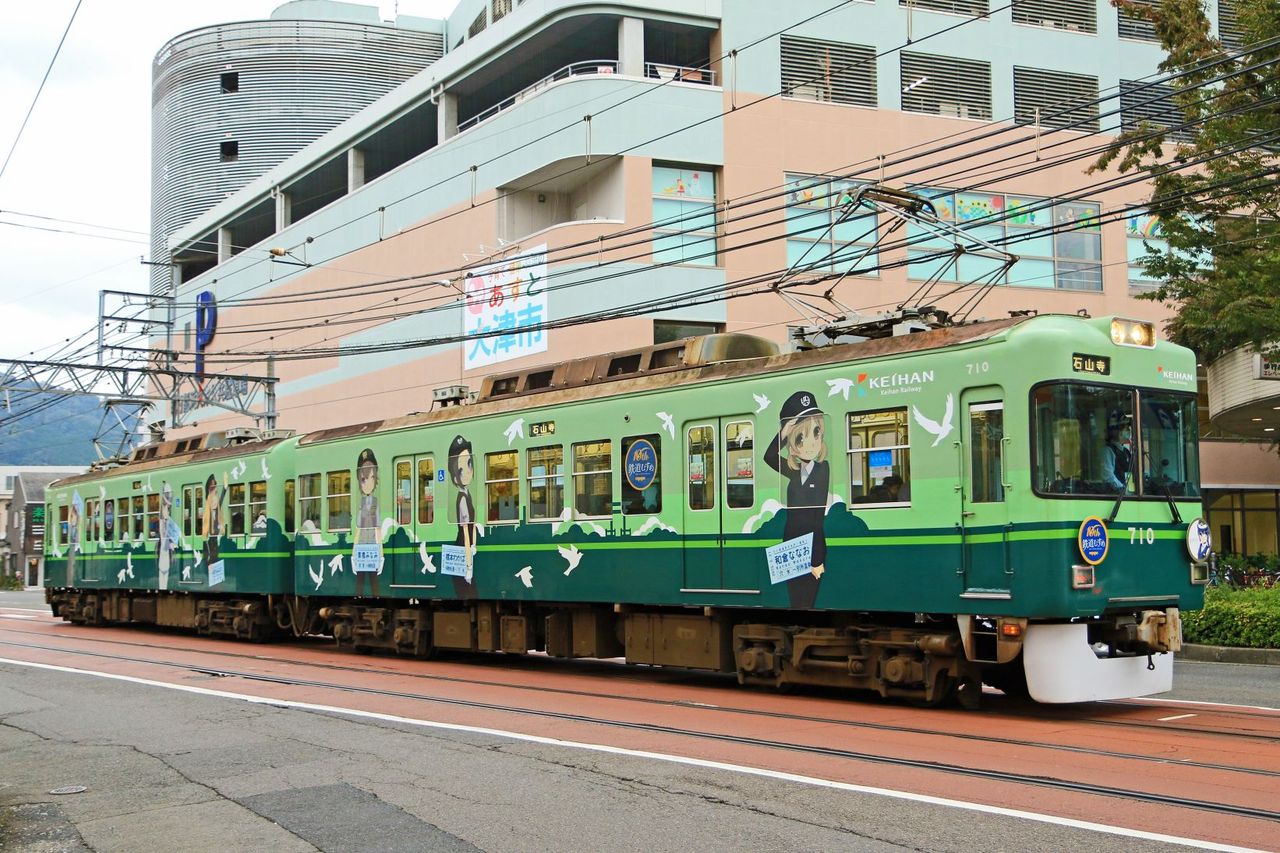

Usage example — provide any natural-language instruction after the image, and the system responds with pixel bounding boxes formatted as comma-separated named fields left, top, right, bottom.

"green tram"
left=46, top=313, right=1208, bottom=705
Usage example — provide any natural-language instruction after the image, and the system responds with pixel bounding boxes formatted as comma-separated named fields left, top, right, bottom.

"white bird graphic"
left=827, top=377, right=855, bottom=400
left=912, top=393, right=956, bottom=447
left=504, top=417, right=526, bottom=446
left=752, top=393, right=770, bottom=413
left=230, top=460, right=248, bottom=481
left=144, top=474, right=153, bottom=492
left=419, top=542, right=437, bottom=574
left=125, top=552, right=135, bottom=579
left=328, top=554, right=344, bottom=575
left=117, top=569, right=127, bottom=583
left=261, top=458, right=272, bottom=481
left=657, top=412, right=676, bottom=439
left=735, top=424, right=753, bottom=447
left=308, top=563, right=324, bottom=590
left=515, top=566, right=534, bottom=588
left=193, top=550, right=202, bottom=568
left=182, top=565, right=192, bottom=580
left=558, top=544, right=583, bottom=576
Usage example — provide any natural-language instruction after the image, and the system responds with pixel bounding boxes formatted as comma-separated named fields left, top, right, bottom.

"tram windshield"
left=1032, top=383, right=1200, bottom=498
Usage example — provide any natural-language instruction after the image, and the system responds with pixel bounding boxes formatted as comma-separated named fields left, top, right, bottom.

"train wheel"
left=983, top=657, right=1029, bottom=700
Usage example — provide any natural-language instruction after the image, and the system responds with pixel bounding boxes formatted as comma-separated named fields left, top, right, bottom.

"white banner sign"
left=765, top=534, right=814, bottom=584
left=463, top=245, right=548, bottom=369
left=440, top=544, right=470, bottom=577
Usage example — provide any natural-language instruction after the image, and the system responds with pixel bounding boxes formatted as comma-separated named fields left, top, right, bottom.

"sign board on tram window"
left=529, top=420, right=556, bottom=437
left=1072, top=353, right=1111, bottom=376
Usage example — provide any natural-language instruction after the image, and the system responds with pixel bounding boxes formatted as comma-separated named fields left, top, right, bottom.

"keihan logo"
left=1157, top=365, right=1195, bottom=382
left=856, top=374, right=869, bottom=397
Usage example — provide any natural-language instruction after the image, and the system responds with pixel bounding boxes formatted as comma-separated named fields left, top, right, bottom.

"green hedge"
left=1183, top=586, right=1280, bottom=649
left=0, top=573, right=22, bottom=591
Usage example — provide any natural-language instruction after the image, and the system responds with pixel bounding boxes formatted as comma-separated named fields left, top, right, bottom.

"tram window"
left=848, top=409, right=911, bottom=506
left=133, top=495, right=145, bottom=539
left=249, top=481, right=267, bottom=531
left=621, top=435, right=661, bottom=515
left=182, top=487, right=194, bottom=536
left=395, top=460, right=413, bottom=525
left=327, top=470, right=352, bottom=531
left=227, top=484, right=246, bottom=535
left=298, top=473, right=321, bottom=531
left=970, top=402, right=1005, bottom=503
left=417, top=457, right=435, bottom=524
left=1139, top=392, right=1200, bottom=497
left=147, top=493, right=160, bottom=539
left=1032, top=384, right=1134, bottom=496
left=283, top=479, right=295, bottom=533
left=573, top=441, right=613, bottom=517
left=687, top=425, right=715, bottom=511
left=486, top=451, right=521, bottom=522
left=725, top=422, right=754, bottom=509
left=117, top=498, right=130, bottom=540
left=58, top=505, right=68, bottom=545
left=85, top=500, right=97, bottom=542
left=103, top=498, right=115, bottom=542
left=528, top=445, right=565, bottom=520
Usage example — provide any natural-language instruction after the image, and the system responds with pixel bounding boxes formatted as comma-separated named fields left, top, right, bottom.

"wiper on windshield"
left=1106, top=473, right=1132, bottom=524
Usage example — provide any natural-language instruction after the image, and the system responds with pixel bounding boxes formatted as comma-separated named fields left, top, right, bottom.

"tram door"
left=391, top=454, right=440, bottom=590
left=682, top=417, right=760, bottom=593
left=958, top=390, right=1012, bottom=597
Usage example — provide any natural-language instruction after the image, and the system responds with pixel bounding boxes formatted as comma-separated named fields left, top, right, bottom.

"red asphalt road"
left=2, top=606, right=1277, bottom=850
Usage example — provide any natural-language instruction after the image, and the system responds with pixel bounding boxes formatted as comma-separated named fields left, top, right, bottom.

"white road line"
left=1158, top=713, right=1198, bottom=722
left=0, top=607, right=53, bottom=614
left=0, top=656, right=1263, bottom=853
left=1128, top=696, right=1280, bottom=713
left=0, top=615, right=39, bottom=620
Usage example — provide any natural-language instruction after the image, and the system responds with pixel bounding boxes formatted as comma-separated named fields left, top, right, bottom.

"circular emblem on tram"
left=1186, top=517, right=1212, bottom=563
left=624, top=438, right=658, bottom=491
left=1078, top=516, right=1109, bottom=566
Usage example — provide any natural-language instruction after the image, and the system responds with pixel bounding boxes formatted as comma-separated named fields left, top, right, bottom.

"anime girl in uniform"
left=158, top=482, right=177, bottom=590
left=448, top=435, right=477, bottom=599
left=65, top=492, right=83, bottom=586
left=202, top=474, right=226, bottom=567
left=354, top=448, right=381, bottom=597
left=764, top=391, right=830, bottom=609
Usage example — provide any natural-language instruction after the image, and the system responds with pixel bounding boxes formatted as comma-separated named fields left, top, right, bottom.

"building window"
left=485, top=451, right=520, bottom=522
left=652, top=165, right=717, bottom=266
left=572, top=441, right=612, bottom=517
left=1013, top=67, right=1100, bottom=132
left=1117, top=0, right=1158, bottom=40
left=1011, top=0, right=1096, bottom=33
left=527, top=446, right=564, bottom=521
left=779, top=35, right=877, bottom=107
left=468, top=10, right=487, bottom=38
left=900, top=51, right=992, bottom=120
left=1205, top=490, right=1279, bottom=557
left=1218, top=0, right=1244, bottom=50
left=785, top=174, right=879, bottom=276
left=654, top=319, right=723, bottom=344
left=848, top=409, right=911, bottom=505
left=907, top=188, right=1102, bottom=291
left=220, top=72, right=239, bottom=94
left=327, top=470, right=351, bottom=531
left=899, top=0, right=988, bottom=14
left=1120, top=80, right=1194, bottom=143
left=220, top=140, right=239, bottom=162
left=492, top=0, right=513, bottom=22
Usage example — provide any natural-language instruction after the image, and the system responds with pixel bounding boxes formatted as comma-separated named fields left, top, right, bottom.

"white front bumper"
left=1023, top=622, right=1173, bottom=703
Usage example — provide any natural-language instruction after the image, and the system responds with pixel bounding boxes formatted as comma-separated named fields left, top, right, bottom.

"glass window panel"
left=832, top=214, right=878, bottom=243
left=1032, top=384, right=1135, bottom=495
left=1007, top=258, right=1056, bottom=287
left=327, top=470, right=352, bottom=531
left=687, top=425, right=715, bottom=510
left=1139, top=392, right=1201, bottom=497
left=249, top=481, right=267, bottom=531
left=1055, top=261, right=1103, bottom=291
left=847, top=410, right=911, bottom=505
left=573, top=441, right=613, bottom=517
left=970, top=403, right=1004, bottom=503
left=958, top=252, right=1007, bottom=282
left=395, top=460, right=413, bottom=525
left=1013, top=235, right=1054, bottom=259
left=485, top=451, right=521, bottom=522
left=1006, top=196, right=1048, bottom=228
left=1243, top=510, right=1279, bottom=555
left=133, top=495, right=145, bottom=539
left=284, top=479, right=295, bottom=533
left=228, top=483, right=246, bottom=536
left=1055, top=231, right=1102, bottom=260
left=528, top=445, right=565, bottom=520
left=908, top=251, right=958, bottom=282
left=299, top=473, right=321, bottom=530
left=652, top=166, right=714, bottom=200
left=652, top=233, right=687, bottom=265
left=1054, top=201, right=1101, bottom=230
left=725, top=421, right=755, bottom=509
left=1242, top=491, right=1278, bottom=509
left=417, top=457, right=436, bottom=525
left=621, top=435, right=662, bottom=515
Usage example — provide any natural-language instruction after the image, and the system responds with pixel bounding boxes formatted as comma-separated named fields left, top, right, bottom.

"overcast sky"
left=0, top=0, right=457, bottom=363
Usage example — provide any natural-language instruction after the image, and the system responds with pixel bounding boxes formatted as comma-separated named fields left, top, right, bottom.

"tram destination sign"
left=1071, top=353, right=1111, bottom=376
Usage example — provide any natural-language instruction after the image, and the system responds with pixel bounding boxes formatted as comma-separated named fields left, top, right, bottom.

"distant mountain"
left=0, top=392, right=141, bottom=465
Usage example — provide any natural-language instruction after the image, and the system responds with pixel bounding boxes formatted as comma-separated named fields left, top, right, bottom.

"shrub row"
left=1183, top=585, right=1280, bottom=649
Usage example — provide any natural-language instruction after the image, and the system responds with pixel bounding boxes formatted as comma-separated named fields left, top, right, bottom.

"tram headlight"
left=1110, top=318, right=1155, bottom=348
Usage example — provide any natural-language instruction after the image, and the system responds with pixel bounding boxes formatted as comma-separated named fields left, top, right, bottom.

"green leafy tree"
left=1094, top=0, right=1280, bottom=364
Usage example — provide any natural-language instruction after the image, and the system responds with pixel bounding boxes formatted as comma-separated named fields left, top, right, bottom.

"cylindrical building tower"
left=150, top=1, right=444, bottom=294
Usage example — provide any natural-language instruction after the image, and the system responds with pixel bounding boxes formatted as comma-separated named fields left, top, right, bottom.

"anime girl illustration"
left=448, top=434, right=478, bottom=599
left=65, top=492, right=83, bottom=586
left=202, top=474, right=226, bottom=568
left=353, top=448, right=381, bottom=597
left=157, top=482, right=177, bottom=590
left=764, top=391, right=830, bottom=609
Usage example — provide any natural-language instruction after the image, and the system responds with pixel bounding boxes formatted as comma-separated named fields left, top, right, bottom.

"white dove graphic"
left=735, top=424, right=753, bottom=447
left=125, top=552, right=135, bottom=579
left=752, top=393, right=770, bottom=413
left=182, top=565, right=192, bottom=580
left=827, top=377, right=855, bottom=400
left=308, top=563, right=324, bottom=590
left=419, top=541, right=437, bottom=573
left=558, top=544, right=583, bottom=576
left=504, top=418, right=526, bottom=446
left=117, top=569, right=127, bottom=583
left=657, top=412, right=676, bottom=439
left=912, top=393, right=956, bottom=447
left=329, top=554, right=344, bottom=575
left=515, top=566, right=534, bottom=588
left=261, top=459, right=272, bottom=481
left=193, top=550, right=202, bottom=568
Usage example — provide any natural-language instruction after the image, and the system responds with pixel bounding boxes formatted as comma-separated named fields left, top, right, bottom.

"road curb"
left=1178, top=644, right=1280, bottom=666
